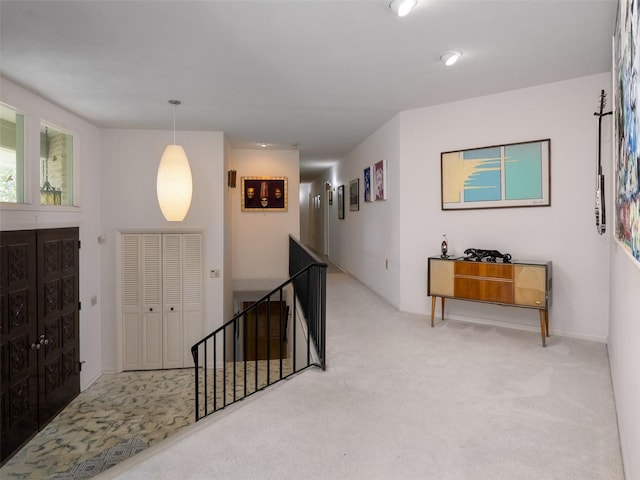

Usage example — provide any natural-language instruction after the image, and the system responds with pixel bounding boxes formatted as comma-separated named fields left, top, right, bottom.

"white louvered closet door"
left=141, top=234, right=163, bottom=369
left=182, top=234, right=203, bottom=366
left=122, top=234, right=142, bottom=370
left=162, top=234, right=184, bottom=368
left=121, top=233, right=202, bottom=370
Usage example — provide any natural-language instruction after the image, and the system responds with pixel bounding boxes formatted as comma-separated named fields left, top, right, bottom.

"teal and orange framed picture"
left=441, top=139, right=551, bottom=210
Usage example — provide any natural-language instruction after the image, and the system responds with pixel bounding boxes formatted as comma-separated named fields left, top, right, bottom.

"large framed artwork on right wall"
left=441, top=139, right=550, bottom=211
left=614, top=0, right=640, bottom=264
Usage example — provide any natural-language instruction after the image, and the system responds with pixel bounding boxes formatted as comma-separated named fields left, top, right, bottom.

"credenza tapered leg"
left=539, top=310, right=547, bottom=347
left=441, top=297, right=446, bottom=322
left=545, top=310, right=549, bottom=337
left=431, top=296, right=436, bottom=327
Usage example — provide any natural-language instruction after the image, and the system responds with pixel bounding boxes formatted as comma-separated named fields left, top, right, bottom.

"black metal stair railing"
left=191, top=236, right=326, bottom=422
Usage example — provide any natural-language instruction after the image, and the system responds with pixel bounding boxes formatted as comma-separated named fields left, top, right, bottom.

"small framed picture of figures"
left=338, top=185, right=345, bottom=219
left=241, top=176, right=288, bottom=211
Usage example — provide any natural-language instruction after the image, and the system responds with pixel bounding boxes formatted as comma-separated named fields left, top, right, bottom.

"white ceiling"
left=0, top=0, right=617, bottom=182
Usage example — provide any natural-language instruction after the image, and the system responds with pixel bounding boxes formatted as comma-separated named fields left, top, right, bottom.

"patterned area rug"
left=52, top=437, right=148, bottom=479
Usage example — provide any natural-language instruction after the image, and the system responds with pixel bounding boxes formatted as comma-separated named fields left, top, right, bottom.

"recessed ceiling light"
left=258, top=142, right=269, bottom=148
left=440, top=51, right=462, bottom=66
left=389, top=0, right=417, bottom=17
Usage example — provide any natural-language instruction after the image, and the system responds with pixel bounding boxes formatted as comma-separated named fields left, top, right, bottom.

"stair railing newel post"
left=192, top=346, right=199, bottom=421
left=279, top=287, right=284, bottom=380
left=306, top=269, right=312, bottom=366
left=292, top=280, right=298, bottom=373
left=318, top=265, right=325, bottom=366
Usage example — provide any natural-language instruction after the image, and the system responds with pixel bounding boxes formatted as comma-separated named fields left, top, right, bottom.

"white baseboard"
left=437, top=312, right=608, bottom=344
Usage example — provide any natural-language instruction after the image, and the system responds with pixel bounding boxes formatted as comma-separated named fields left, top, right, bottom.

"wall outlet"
left=209, top=269, right=221, bottom=278
left=91, top=295, right=98, bottom=306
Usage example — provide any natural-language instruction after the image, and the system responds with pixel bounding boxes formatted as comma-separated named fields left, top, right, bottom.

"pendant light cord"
left=169, top=99, right=181, bottom=145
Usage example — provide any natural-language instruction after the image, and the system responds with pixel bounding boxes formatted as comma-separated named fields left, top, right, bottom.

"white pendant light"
left=389, top=0, right=417, bottom=17
left=157, top=100, right=193, bottom=221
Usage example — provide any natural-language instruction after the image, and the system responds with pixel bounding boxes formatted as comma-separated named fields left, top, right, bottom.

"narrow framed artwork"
left=338, top=185, right=345, bottom=219
left=350, top=178, right=359, bottom=211
left=614, top=0, right=640, bottom=263
left=363, top=166, right=373, bottom=202
left=374, top=159, right=387, bottom=201
left=441, top=139, right=551, bottom=210
left=241, top=176, right=287, bottom=211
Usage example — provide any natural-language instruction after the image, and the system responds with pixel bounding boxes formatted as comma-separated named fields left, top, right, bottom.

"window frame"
left=39, top=119, right=78, bottom=207
left=0, top=102, right=27, bottom=205
left=0, top=106, right=81, bottom=213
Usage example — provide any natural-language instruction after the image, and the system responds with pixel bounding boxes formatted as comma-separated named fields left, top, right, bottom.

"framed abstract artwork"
left=441, top=139, right=551, bottom=210
left=350, top=178, right=359, bottom=211
left=241, top=176, right=287, bottom=211
left=363, top=166, right=373, bottom=202
left=337, top=185, right=345, bottom=219
left=614, top=0, right=640, bottom=263
left=374, top=159, right=387, bottom=201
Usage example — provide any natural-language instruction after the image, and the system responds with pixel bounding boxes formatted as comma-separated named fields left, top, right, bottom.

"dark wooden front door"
left=37, top=228, right=80, bottom=426
left=0, top=227, right=80, bottom=464
left=0, top=230, right=39, bottom=463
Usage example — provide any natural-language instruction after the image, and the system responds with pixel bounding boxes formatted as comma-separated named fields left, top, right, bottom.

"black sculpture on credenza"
left=463, top=248, right=512, bottom=263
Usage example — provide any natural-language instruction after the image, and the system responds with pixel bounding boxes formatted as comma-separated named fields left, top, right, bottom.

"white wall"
left=0, top=77, right=103, bottom=390
left=223, top=138, right=234, bottom=323
left=398, top=73, right=612, bottom=341
left=323, top=117, right=402, bottom=307
left=608, top=196, right=640, bottom=478
left=230, top=149, right=300, bottom=285
left=100, top=129, right=226, bottom=372
left=307, top=178, right=326, bottom=255
left=299, top=183, right=310, bottom=245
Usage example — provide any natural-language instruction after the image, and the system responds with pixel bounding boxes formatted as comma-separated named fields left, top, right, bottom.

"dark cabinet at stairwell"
left=0, top=228, right=80, bottom=464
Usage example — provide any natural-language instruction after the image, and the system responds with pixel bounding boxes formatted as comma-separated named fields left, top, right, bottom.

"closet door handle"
left=170, top=307, right=174, bottom=311
left=149, top=307, right=153, bottom=312
left=31, top=343, right=41, bottom=350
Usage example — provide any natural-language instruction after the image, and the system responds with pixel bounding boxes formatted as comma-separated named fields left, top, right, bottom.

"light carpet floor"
left=102, top=271, right=623, bottom=480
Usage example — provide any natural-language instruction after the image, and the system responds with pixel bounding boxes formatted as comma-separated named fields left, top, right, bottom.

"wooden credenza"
left=427, top=257, right=552, bottom=346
